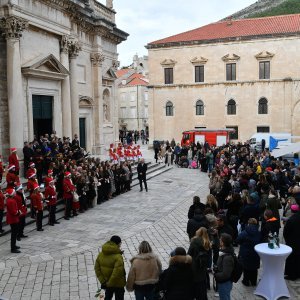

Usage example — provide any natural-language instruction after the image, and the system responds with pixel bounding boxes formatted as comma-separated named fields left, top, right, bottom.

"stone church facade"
left=0, top=0, right=128, bottom=157
left=146, top=14, right=300, bottom=144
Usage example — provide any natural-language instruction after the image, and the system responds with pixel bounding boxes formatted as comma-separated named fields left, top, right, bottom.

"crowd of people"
left=94, top=142, right=300, bottom=300
left=0, top=134, right=147, bottom=253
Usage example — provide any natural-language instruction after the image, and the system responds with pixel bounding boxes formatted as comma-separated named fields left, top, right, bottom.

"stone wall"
left=0, top=38, right=9, bottom=158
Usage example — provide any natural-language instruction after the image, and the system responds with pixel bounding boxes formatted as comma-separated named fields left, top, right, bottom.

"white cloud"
left=107, top=0, right=258, bottom=66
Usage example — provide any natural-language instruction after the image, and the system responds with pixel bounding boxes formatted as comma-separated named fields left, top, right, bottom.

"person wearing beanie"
left=5, top=188, right=21, bottom=253
left=6, top=165, right=19, bottom=188
left=15, top=185, right=28, bottom=240
left=44, top=180, right=59, bottom=226
left=63, top=172, right=76, bottom=220
left=284, top=198, right=300, bottom=281
left=94, top=235, right=126, bottom=300
left=27, top=172, right=38, bottom=219
left=159, top=247, right=193, bottom=300
left=44, top=169, right=54, bottom=187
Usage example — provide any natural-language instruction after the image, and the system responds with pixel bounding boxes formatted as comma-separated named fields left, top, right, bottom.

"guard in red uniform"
left=27, top=172, right=38, bottom=219
left=6, top=165, right=19, bottom=188
left=8, top=148, right=19, bottom=175
left=44, top=180, right=59, bottom=226
left=63, top=172, right=75, bottom=220
left=31, top=184, right=44, bottom=231
left=44, top=170, right=54, bottom=187
left=6, top=188, right=20, bottom=253
left=0, top=189, right=5, bottom=234
left=15, top=185, right=28, bottom=240
left=0, top=155, right=4, bottom=183
left=26, top=162, right=36, bottom=179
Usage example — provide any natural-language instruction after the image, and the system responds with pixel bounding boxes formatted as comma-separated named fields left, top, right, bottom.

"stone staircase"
left=0, top=162, right=171, bottom=236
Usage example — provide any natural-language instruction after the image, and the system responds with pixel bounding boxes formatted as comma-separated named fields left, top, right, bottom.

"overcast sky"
left=99, top=0, right=257, bottom=66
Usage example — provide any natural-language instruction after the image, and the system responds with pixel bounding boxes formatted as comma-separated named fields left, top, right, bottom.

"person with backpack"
left=188, top=227, right=210, bottom=300
left=213, top=233, right=235, bottom=300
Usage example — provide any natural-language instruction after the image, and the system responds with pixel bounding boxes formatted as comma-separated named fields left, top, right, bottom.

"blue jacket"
left=236, top=224, right=261, bottom=270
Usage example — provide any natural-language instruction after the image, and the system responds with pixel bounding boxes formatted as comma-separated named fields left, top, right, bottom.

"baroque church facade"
left=0, top=0, right=128, bottom=156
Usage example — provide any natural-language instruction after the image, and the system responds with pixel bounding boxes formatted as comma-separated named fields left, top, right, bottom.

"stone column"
left=69, top=40, right=81, bottom=138
left=60, top=35, right=72, bottom=138
left=91, top=52, right=105, bottom=154
left=0, top=16, right=28, bottom=152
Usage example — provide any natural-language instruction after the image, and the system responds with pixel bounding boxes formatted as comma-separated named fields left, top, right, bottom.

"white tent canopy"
left=271, top=142, right=300, bottom=158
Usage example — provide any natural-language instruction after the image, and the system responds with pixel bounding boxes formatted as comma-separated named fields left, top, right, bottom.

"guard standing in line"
left=63, top=172, right=75, bottom=220
left=15, top=185, right=28, bottom=240
left=31, top=184, right=44, bottom=231
left=6, top=188, right=21, bottom=253
left=45, top=179, right=59, bottom=226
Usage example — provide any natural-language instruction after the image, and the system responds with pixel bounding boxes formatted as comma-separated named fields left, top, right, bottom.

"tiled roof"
left=116, top=68, right=132, bottom=78
left=119, top=72, right=148, bottom=87
left=148, top=14, right=300, bottom=47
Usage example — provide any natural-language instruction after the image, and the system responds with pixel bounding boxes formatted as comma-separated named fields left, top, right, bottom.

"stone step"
left=0, top=163, right=171, bottom=236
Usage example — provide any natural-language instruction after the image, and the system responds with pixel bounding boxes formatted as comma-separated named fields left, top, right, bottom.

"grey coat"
left=214, top=247, right=234, bottom=283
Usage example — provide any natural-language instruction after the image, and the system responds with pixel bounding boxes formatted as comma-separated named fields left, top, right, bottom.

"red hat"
left=48, top=169, right=53, bottom=175
left=64, top=171, right=71, bottom=177
left=33, top=183, right=39, bottom=190
left=6, top=188, right=15, bottom=196
left=7, top=164, right=15, bottom=171
left=29, top=162, right=35, bottom=167
left=10, top=148, right=17, bottom=152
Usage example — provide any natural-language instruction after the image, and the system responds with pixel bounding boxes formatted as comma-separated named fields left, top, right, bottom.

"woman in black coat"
left=236, top=218, right=261, bottom=286
left=160, top=247, right=193, bottom=300
left=188, top=196, right=206, bottom=219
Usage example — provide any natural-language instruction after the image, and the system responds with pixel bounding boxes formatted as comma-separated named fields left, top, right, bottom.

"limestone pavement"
left=0, top=151, right=299, bottom=299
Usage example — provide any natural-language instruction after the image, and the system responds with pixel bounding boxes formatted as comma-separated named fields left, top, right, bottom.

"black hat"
left=110, top=235, right=121, bottom=245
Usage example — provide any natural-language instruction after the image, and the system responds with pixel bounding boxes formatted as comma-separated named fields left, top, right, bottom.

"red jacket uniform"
left=6, top=172, right=19, bottom=188
left=44, top=176, right=54, bottom=187
left=31, top=192, right=44, bottom=211
left=0, top=161, right=3, bottom=175
left=8, top=153, right=19, bottom=172
left=44, top=186, right=57, bottom=206
left=6, top=197, right=19, bottom=224
left=27, top=178, right=38, bottom=196
left=0, top=190, right=4, bottom=210
left=63, top=178, right=76, bottom=199
left=15, top=192, right=27, bottom=217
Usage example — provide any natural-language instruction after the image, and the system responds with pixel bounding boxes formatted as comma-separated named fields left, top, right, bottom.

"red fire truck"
left=181, top=128, right=235, bottom=147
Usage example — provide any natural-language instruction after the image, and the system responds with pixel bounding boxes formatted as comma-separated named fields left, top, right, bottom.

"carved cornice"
left=190, top=56, right=208, bottom=65
left=90, top=52, right=105, bottom=66
left=0, top=16, right=28, bottom=39
left=112, top=59, right=120, bottom=70
left=222, top=53, right=240, bottom=62
left=255, top=51, right=275, bottom=60
left=160, top=59, right=177, bottom=67
left=68, top=39, right=82, bottom=58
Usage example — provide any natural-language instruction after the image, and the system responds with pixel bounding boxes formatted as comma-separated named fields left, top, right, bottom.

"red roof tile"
left=116, top=68, right=132, bottom=78
left=148, top=14, right=300, bottom=46
left=126, top=77, right=148, bottom=86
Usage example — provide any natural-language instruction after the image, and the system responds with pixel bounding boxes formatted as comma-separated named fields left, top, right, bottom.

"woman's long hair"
left=194, top=227, right=211, bottom=251
left=138, top=241, right=152, bottom=254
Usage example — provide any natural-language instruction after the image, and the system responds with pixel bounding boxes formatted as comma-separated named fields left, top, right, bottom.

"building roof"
left=119, top=72, right=148, bottom=87
left=147, top=14, right=300, bottom=48
left=116, top=68, right=132, bottom=78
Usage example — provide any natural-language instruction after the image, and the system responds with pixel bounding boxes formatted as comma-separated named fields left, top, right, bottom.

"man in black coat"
left=186, top=209, right=208, bottom=239
left=284, top=198, right=300, bottom=280
left=137, top=158, right=148, bottom=192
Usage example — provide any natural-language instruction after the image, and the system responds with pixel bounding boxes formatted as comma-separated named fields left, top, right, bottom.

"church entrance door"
left=32, top=95, right=53, bottom=138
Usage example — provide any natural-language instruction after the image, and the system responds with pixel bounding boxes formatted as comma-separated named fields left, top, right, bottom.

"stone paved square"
left=0, top=164, right=299, bottom=299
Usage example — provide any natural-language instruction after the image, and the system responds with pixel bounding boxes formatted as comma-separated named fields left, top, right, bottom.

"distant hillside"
left=249, top=0, right=300, bottom=17
left=225, top=0, right=287, bottom=20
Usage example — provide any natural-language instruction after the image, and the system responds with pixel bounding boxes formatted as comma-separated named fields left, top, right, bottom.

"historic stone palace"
left=0, top=0, right=128, bottom=156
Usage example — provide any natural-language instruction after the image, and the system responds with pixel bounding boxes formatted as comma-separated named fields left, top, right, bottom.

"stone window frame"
left=161, top=59, right=176, bottom=85
left=165, top=101, right=174, bottom=116
left=190, top=57, right=208, bottom=83
left=227, top=99, right=237, bottom=115
left=222, top=54, right=240, bottom=82
left=255, top=51, right=274, bottom=80
left=258, top=97, right=268, bottom=115
left=195, top=99, right=205, bottom=116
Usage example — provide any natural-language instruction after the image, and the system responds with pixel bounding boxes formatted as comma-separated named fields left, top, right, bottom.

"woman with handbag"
left=126, top=241, right=162, bottom=300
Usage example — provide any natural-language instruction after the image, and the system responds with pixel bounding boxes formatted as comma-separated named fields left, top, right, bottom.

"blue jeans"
left=134, top=288, right=155, bottom=300
left=218, top=281, right=232, bottom=300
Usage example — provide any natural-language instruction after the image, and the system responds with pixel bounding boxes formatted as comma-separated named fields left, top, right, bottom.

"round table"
left=254, top=243, right=292, bottom=300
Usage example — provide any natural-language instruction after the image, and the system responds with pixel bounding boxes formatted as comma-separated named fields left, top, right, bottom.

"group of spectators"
left=94, top=141, right=300, bottom=300
left=119, top=130, right=149, bottom=145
